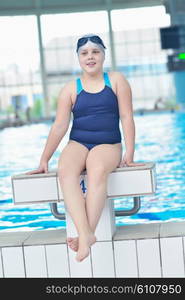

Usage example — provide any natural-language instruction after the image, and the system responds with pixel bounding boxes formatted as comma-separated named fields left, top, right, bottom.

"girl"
left=27, top=34, right=143, bottom=262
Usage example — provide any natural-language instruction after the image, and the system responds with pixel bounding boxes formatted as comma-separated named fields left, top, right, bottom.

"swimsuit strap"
left=103, top=72, right=112, bottom=88
left=76, top=72, right=111, bottom=94
left=76, top=78, right=83, bottom=94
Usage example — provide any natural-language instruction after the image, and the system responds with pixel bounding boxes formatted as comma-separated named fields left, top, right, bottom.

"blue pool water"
left=0, top=111, right=185, bottom=232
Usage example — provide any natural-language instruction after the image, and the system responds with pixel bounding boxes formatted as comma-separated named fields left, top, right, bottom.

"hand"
left=119, top=153, right=145, bottom=168
left=25, top=161, right=49, bottom=175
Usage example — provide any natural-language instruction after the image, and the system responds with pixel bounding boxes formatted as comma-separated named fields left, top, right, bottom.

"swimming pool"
left=1, top=111, right=185, bottom=232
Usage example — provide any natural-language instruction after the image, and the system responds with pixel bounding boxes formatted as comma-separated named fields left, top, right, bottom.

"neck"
left=81, top=70, right=104, bottom=81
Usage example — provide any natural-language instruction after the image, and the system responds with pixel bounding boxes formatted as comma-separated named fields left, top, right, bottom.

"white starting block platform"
left=12, top=162, right=156, bottom=205
left=10, top=163, right=157, bottom=274
left=11, top=162, right=156, bottom=242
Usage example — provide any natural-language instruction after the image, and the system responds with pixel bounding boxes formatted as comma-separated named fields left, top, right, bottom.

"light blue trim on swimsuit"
left=76, top=72, right=111, bottom=94
left=76, top=78, right=83, bottom=94
left=103, top=72, right=112, bottom=88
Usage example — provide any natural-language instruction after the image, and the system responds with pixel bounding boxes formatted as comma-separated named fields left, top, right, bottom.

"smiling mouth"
left=87, top=62, right=96, bottom=66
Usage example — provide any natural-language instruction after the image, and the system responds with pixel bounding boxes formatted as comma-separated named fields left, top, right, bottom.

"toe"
left=67, top=237, right=73, bottom=242
left=76, top=248, right=89, bottom=262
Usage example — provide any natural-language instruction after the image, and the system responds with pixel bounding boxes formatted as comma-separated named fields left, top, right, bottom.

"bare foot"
left=76, top=233, right=96, bottom=262
left=67, top=237, right=78, bottom=252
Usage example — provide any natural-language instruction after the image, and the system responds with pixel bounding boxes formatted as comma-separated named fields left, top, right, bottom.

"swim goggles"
left=76, top=35, right=106, bottom=52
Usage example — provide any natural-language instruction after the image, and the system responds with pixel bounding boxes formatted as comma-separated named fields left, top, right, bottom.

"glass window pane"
left=0, top=16, right=42, bottom=120
left=111, top=6, right=172, bottom=109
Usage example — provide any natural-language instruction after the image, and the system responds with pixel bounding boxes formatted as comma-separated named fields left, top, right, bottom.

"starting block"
left=11, top=162, right=156, bottom=241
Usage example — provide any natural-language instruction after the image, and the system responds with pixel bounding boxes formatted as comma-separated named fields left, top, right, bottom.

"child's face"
left=78, top=41, right=105, bottom=74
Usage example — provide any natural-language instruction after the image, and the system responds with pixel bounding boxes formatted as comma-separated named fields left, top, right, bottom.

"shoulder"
left=59, top=80, right=76, bottom=96
left=56, top=80, right=77, bottom=111
left=109, top=71, right=129, bottom=85
left=108, top=71, right=131, bottom=94
left=58, top=80, right=77, bottom=103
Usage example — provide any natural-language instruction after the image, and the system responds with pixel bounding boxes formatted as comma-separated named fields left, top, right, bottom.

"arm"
left=27, top=82, right=73, bottom=174
left=115, top=72, right=143, bottom=167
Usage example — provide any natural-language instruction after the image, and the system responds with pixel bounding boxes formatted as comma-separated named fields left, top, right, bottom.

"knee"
left=58, top=164, right=74, bottom=181
left=86, top=164, right=107, bottom=181
left=58, top=161, right=82, bottom=184
left=58, top=166, right=68, bottom=181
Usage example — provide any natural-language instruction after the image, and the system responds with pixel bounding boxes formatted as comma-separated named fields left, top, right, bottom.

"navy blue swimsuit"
left=69, top=72, right=121, bottom=150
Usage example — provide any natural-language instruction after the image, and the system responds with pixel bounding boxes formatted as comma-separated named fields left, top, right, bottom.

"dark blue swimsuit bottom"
left=71, top=140, right=114, bottom=151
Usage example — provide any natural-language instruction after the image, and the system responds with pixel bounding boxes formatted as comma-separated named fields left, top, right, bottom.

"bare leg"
left=58, top=141, right=96, bottom=262
left=60, top=175, right=96, bottom=261
left=85, top=143, right=122, bottom=232
left=85, top=172, right=107, bottom=232
left=69, top=143, right=122, bottom=253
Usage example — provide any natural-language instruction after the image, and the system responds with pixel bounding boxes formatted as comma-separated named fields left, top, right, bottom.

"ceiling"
left=0, top=0, right=164, bottom=16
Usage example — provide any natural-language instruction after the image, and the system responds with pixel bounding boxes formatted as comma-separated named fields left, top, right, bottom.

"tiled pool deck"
left=0, top=221, right=185, bottom=278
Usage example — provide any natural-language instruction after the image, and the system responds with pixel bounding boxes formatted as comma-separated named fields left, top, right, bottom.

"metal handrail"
left=49, top=203, right=65, bottom=220
left=49, top=196, right=141, bottom=220
left=115, top=196, right=141, bottom=216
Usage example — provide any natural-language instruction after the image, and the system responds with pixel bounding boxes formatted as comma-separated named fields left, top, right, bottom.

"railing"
left=49, top=196, right=141, bottom=220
